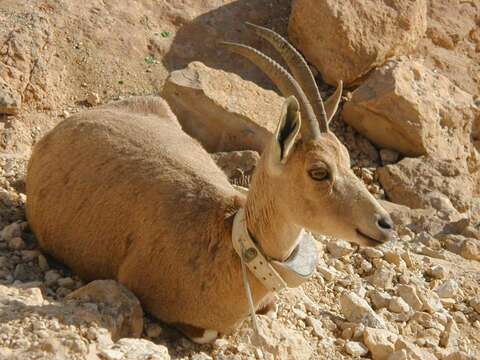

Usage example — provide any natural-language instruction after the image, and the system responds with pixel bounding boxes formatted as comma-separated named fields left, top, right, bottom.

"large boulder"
left=343, top=59, right=479, bottom=158
left=162, top=61, right=283, bottom=153
left=288, top=0, right=427, bottom=85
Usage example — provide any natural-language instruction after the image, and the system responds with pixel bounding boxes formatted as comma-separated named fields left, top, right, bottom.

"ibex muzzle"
left=26, top=23, right=395, bottom=343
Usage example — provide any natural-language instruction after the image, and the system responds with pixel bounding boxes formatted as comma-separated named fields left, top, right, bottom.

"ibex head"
left=222, top=23, right=395, bottom=256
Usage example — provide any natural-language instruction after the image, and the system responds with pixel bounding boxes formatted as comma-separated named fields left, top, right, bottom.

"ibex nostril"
left=377, top=217, right=393, bottom=231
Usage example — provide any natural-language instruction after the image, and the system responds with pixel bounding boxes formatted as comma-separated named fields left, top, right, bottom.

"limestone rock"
left=162, top=61, right=283, bottom=153
left=99, top=338, right=170, bottom=360
left=326, top=239, right=354, bottom=258
left=363, top=327, right=397, bottom=360
left=440, top=318, right=459, bottom=348
left=65, top=280, right=143, bottom=340
left=343, top=59, right=479, bottom=158
left=397, top=285, right=423, bottom=311
left=345, top=341, right=368, bottom=357
left=388, top=297, right=410, bottom=314
left=288, top=0, right=427, bottom=85
left=340, top=291, right=386, bottom=329
left=367, top=266, right=395, bottom=290
left=426, top=264, right=447, bottom=279
left=377, top=157, right=474, bottom=213
left=0, top=79, right=21, bottom=115
left=394, top=338, right=437, bottom=360
left=244, top=316, right=312, bottom=360
left=369, top=290, right=392, bottom=310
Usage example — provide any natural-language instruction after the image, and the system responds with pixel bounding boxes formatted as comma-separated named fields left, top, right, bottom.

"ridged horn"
left=245, top=22, right=329, bottom=132
left=220, top=41, right=320, bottom=140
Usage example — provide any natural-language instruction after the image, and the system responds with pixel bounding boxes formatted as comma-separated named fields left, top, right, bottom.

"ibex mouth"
left=355, top=229, right=387, bottom=246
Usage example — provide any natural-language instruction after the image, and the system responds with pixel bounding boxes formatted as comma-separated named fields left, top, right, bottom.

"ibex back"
left=26, top=24, right=394, bottom=343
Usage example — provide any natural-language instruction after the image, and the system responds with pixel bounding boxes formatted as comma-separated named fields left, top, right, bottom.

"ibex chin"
left=26, top=23, right=394, bottom=343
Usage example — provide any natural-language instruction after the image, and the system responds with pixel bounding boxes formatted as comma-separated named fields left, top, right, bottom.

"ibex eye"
left=309, top=168, right=329, bottom=181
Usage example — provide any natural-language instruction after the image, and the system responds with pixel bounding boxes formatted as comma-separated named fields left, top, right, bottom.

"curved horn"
left=324, top=80, right=343, bottom=124
left=245, top=22, right=329, bottom=132
left=220, top=41, right=320, bottom=140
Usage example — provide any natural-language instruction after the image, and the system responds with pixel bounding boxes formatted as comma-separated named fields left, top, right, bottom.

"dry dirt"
left=1, top=1, right=480, bottom=360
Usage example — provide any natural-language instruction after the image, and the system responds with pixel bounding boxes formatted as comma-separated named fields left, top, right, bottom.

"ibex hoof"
left=191, top=329, right=218, bottom=344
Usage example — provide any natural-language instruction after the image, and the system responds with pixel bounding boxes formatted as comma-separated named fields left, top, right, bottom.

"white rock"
left=100, top=338, right=170, bottom=360
left=327, top=240, right=354, bottom=258
left=364, top=248, right=384, bottom=259
left=387, top=349, right=408, bottom=360
left=388, top=297, right=411, bottom=314
left=345, top=341, right=368, bottom=357
left=368, top=266, right=395, bottom=289
left=340, top=291, right=386, bottom=329
left=397, top=285, right=423, bottom=311
left=363, top=327, right=397, bottom=360
left=436, top=279, right=460, bottom=299
left=192, top=353, right=213, bottom=360
left=369, top=290, right=392, bottom=309
left=440, top=318, right=459, bottom=348
left=427, top=265, right=447, bottom=279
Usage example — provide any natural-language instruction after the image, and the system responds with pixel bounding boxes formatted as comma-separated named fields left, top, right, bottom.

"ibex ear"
left=324, top=80, right=343, bottom=124
left=271, top=96, right=301, bottom=165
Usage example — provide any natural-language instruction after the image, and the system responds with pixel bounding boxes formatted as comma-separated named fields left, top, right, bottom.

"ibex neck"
left=244, top=172, right=302, bottom=261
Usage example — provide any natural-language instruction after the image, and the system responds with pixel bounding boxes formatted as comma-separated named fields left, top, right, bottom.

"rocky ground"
left=1, top=0, right=480, bottom=359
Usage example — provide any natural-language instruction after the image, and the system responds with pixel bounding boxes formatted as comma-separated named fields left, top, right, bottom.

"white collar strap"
left=232, top=208, right=318, bottom=292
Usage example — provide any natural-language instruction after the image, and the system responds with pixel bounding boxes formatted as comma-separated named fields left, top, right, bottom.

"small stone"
left=380, top=149, right=399, bottom=165
left=0, top=222, right=24, bottom=241
left=426, top=265, right=447, bottom=279
left=340, top=291, right=386, bottom=329
left=369, top=290, right=392, bottom=310
left=327, top=240, right=354, bottom=258
left=86, top=92, right=100, bottom=106
left=38, top=254, right=50, bottom=271
left=345, top=341, right=368, bottom=356
left=145, top=323, right=162, bottom=338
left=44, top=270, right=62, bottom=287
left=388, top=349, right=408, bottom=360
left=192, top=353, right=213, bottom=360
left=0, top=80, right=21, bottom=115
left=364, top=248, right=384, bottom=259
left=62, top=110, right=70, bottom=118
left=397, top=285, right=423, bottom=311
left=56, top=287, right=72, bottom=297
left=444, top=351, right=477, bottom=360
left=57, top=277, right=75, bottom=289
left=317, top=265, right=338, bottom=282
left=436, top=279, right=459, bottom=299
left=388, top=297, right=410, bottom=314
left=440, top=318, right=458, bottom=348
left=363, top=327, right=397, bottom=360
left=306, top=316, right=324, bottom=338
left=418, top=289, right=443, bottom=313
left=14, top=263, right=41, bottom=282
left=367, top=266, right=395, bottom=290
left=469, top=296, right=480, bottom=313
left=8, top=237, right=26, bottom=250
left=21, top=250, right=40, bottom=261
left=450, top=313, right=467, bottom=327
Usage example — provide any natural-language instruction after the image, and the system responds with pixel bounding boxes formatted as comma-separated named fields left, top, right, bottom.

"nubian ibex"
left=26, top=23, right=394, bottom=343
